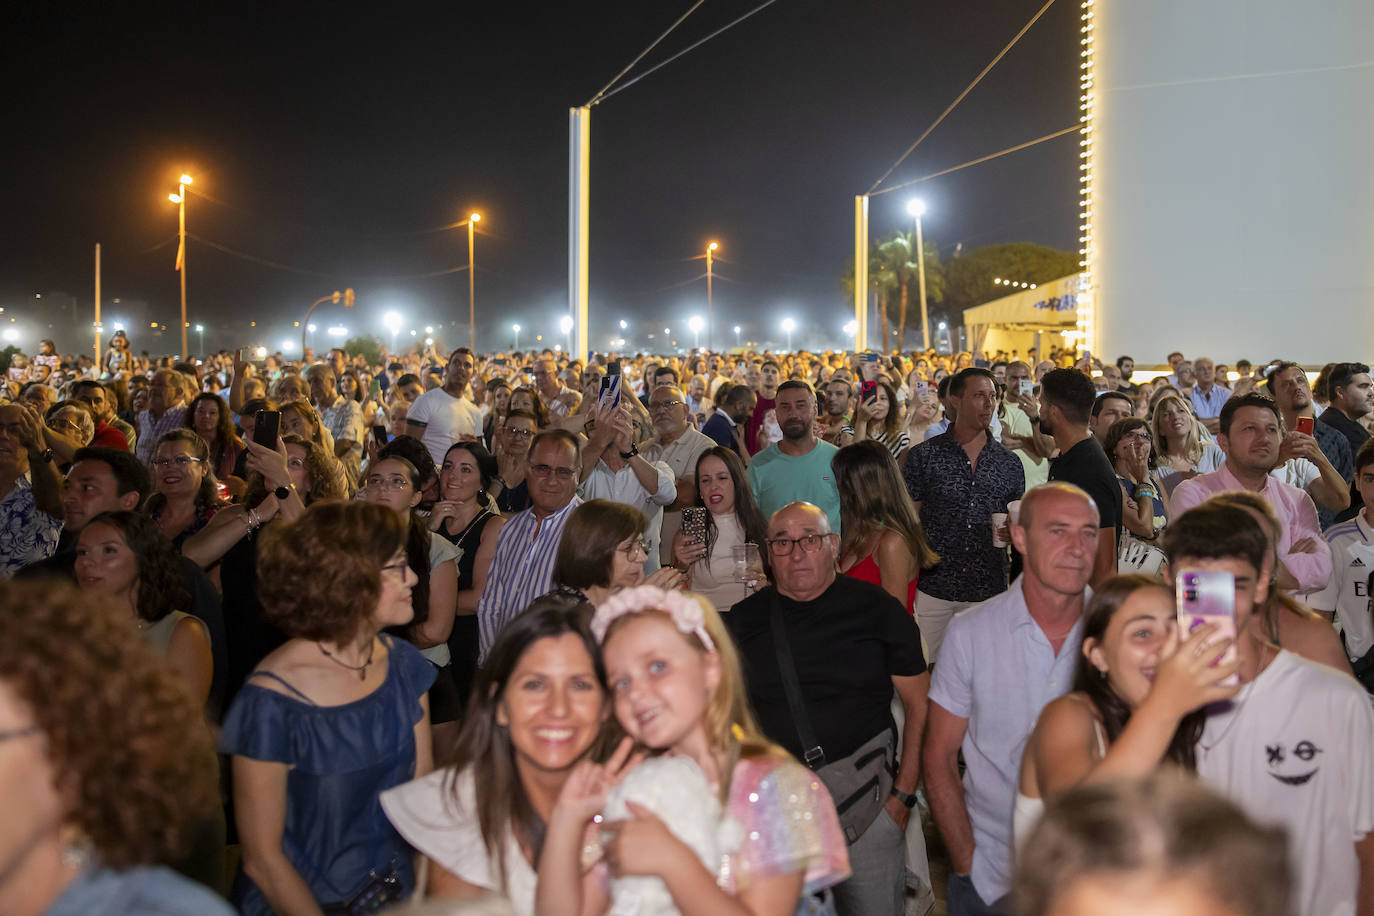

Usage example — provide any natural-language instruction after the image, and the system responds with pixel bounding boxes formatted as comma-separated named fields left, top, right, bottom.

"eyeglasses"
left=649, top=400, right=685, bottom=411
left=529, top=463, right=576, bottom=481
left=382, top=560, right=411, bottom=577
left=150, top=455, right=204, bottom=469
left=502, top=426, right=534, bottom=439
left=48, top=419, right=82, bottom=434
left=0, top=725, right=40, bottom=743
left=366, top=475, right=412, bottom=491
left=618, top=538, right=650, bottom=558
left=767, top=533, right=834, bottom=556
left=1121, top=430, right=1152, bottom=443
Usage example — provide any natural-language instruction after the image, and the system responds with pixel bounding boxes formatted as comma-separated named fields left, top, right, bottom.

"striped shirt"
left=476, top=496, right=582, bottom=660
left=135, top=406, right=187, bottom=465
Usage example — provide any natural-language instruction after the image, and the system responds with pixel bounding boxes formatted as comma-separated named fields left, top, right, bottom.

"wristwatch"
left=619, top=443, right=639, bottom=460
left=891, top=788, right=918, bottom=809
left=274, top=484, right=294, bottom=500
left=34, top=448, right=54, bottom=465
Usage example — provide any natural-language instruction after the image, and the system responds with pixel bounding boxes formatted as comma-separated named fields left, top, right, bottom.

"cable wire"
left=586, top=0, right=708, bottom=106
left=186, top=233, right=472, bottom=282
left=868, top=125, right=1078, bottom=197
left=866, top=0, right=1058, bottom=194
left=186, top=187, right=483, bottom=239
left=594, top=0, right=783, bottom=106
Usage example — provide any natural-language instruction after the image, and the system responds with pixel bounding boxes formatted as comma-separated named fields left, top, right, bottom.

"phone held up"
left=1176, top=568, right=1239, bottom=686
left=1296, top=416, right=1315, bottom=436
left=860, top=380, right=879, bottom=403
left=372, top=424, right=389, bottom=448
left=681, top=506, right=708, bottom=545
left=599, top=360, right=622, bottom=410
left=252, top=410, right=281, bottom=449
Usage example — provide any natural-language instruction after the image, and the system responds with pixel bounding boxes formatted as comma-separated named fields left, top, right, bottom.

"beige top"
left=141, top=610, right=193, bottom=657
left=689, top=513, right=750, bottom=613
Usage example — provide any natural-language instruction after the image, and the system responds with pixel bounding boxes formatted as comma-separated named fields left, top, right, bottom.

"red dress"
left=842, top=553, right=918, bottom=616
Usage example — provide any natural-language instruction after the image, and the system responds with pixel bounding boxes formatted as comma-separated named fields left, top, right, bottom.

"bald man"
left=726, top=502, right=928, bottom=916
left=923, top=483, right=1097, bottom=915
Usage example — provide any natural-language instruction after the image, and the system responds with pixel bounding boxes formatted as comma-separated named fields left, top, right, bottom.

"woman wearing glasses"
left=364, top=455, right=462, bottom=747
left=493, top=409, right=538, bottom=515
left=553, top=499, right=683, bottom=604
left=1104, top=417, right=1171, bottom=542
left=145, top=429, right=225, bottom=550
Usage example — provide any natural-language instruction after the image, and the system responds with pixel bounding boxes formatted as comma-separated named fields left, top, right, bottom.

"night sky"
left=3, top=0, right=1079, bottom=355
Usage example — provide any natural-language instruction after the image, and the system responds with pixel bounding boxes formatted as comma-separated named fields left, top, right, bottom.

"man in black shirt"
left=1037, top=368, right=1122, bottom=587
left=1318, top=362, right=1372, bottom=455
left=726, top=501, right=927, bottom=916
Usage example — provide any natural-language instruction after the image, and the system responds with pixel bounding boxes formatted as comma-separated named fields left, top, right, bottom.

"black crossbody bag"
left=769, top=593, right=894, bottom=844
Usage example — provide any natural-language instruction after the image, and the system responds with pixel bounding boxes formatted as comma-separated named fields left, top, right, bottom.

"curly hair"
left=256, top=500, right=407, bottom=644
left=509, top=385, right=550, bottom=428
left=0, top=581, right=219, bottom=869
left=280, top=400, right=325, bottom=448
left=242, top=434, right=343, bottom=507
left=83, top=511, right=191, bottom=623
left=183, top=392, right=242, bottom=471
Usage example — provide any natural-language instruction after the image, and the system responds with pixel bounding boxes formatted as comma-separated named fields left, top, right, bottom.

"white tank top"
left=1012, top=717, right=1107, bottom=854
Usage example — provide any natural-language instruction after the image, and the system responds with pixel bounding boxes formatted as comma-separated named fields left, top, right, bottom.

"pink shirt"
left=1171, top=462, right=1332, bottom=592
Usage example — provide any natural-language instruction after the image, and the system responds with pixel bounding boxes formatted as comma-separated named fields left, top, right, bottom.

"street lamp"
left=466, top=212, right=481, bottom=349
left=194, top=323, right=204, bottom=355
left=512, top=323, right=521, bottom=351
left=559, top=314, right=573, bottom=355
left=300, top=289, right=355, bottom=355
left=383, top=310, right=403, bottom=354
left=734, top=325, right=742, bottom=348
left=689, top=315, right=704, bottom=349
left=906, top=198, right=930, bottom=351
left=781, top=317, right=796, bottom=352
left=705, top=241, right=719, bottom=350
left=167, top=172, right=193, bottom=357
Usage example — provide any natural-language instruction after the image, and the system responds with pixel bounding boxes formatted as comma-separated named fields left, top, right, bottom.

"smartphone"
left=915, top=380, right=930, bottom=398
left=372, top=424, right=389, bottom=447
left=682, top=507, right=708, bottom=545
left=862, top=352, right=879, bottom=364
left=1176, top=568, right=1239, bottom=686
left=368, top=378, right=382, bottom=401
left=1296, top=416, right=1314, bottom=436
left=860, top=380, right=878, bottom=403
left=599, top=360, right=622, bottom=410
left=1019, top=379, right=1034, bottom=398
left=252, top=410, right=281, bottom=449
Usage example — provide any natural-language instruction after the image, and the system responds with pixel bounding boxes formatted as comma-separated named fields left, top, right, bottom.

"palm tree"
left=877, top=231, right=944, bottom=349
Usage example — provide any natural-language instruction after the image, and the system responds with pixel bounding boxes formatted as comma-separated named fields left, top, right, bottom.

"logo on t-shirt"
left=1352, top=557, right=1365, bottom=567
left=1266, top=740, right=1322, bottom=785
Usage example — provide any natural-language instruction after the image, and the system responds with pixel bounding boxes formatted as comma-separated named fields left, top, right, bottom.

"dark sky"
left=2, top=0, right=1079, bottom=355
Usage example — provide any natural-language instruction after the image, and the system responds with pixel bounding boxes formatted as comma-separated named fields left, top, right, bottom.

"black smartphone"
left=599, top=360, right=622, bottom=409
left=860, top=380, right=878, bottom=402
left=253, top=410, right=280, bottom=448
left=372, top=424, right=389, bottom=447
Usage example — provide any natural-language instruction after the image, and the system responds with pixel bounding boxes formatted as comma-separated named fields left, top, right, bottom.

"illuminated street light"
left=194, top=323, right=204, bottom=354
left=383, top=310, right=403, bottom=352
left=843, top=320, right=857, bottom=336
left=167, top=172, right=193, bottom=357
left=906, top=198, right=930, bottom=350
left=254, top=346, right=268, bottom=358
left=465, top=211, right=482, bottom=349
left=512, top=323, right=521, bottom=350
left=688, top=315, right=704, bottom=349
left=705, top=241, right=719, bottom=349
left=559, top=314, right=574, bottom=354
left=326, top=326, right=348, bottom=337
left=2, top=328, right=18, bottom=343
left=734, top=325, right=742, bottom=348
left=281, top=340, right=296, bottom=353
left=906, top=198, right=926, bottom=218
left=781, top=317, right=796, bottom=352
left=619, top=319, right=628, bottom=329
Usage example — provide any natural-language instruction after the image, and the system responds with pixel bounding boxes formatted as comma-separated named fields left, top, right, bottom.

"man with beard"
left=701, top=383, right=756, bottom=461
left=746, top=359, right=783, bottom=455
left=819, top=377, right=853, bottom=445
left=1038, top=368, right=1122, bottom=587
left=1266, top=361, right=1353, bottom=529
left=1173, top=393, right=1331, bottom=593
left=641, top=385, right=715, bottom=566
left=747, top=380, right=841, bottom=533
left=406, top=347, right=482, bottom=466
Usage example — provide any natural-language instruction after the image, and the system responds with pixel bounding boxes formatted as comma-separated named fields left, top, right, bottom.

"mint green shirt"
left=747, top=439, right=842, bottom=534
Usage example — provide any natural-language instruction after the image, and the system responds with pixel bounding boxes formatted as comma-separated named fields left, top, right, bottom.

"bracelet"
left=245, top=508, right=261, bottom=533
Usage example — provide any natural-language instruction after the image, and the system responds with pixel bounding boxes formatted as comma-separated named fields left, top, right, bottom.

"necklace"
left=317, top=638, right=377, bottom=681
left=452, top=506, right=493, bottom=553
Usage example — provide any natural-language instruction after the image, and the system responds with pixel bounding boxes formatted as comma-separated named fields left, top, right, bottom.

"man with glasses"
left=406, top=348, right=483, bottom=466
left=725, top=501, right=929, bottom=916
left=0, top=403, right=63, bottom=577
left=641, top=385, right=714, bottom=566
left=135, top=369, right=187, bottom=466
left=577, top=401, right=675, bottom=571
left=476, top=429, right=584, bottom=659
left=532, top=358, right=580, bottom=418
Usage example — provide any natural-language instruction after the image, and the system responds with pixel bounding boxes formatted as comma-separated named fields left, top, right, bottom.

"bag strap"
left=769, top=591, right=826, bottom=769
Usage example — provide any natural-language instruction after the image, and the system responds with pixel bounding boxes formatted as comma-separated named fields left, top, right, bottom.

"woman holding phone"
left=671, top=447, right=769, bottom=612
left=839, top=379, right=910, bottom=460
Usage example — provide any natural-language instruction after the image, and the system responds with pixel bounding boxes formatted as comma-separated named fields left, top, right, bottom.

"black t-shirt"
left=1049, top=435, right=1123, bottom=538
left=724, top=576, right=926, bottom=761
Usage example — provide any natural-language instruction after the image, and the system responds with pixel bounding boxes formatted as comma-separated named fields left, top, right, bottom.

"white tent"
left=963, top=273, right=1085, bottom=357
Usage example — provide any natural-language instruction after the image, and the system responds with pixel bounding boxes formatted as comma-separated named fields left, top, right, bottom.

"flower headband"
left=590, top=586, right=716, bottom=653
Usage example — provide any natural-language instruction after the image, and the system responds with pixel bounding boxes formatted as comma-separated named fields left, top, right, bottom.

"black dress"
left=436, top=507, right=499, bottom=710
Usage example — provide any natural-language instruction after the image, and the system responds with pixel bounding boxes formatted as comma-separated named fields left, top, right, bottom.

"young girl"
left=537, top=586, right=849, bottom=916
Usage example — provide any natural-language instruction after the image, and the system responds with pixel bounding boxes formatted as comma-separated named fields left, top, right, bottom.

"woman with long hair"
left=185, top=392, right=244, bottom=485
left=1014, top=575, right=1241, bottom=851
left=0, top=580, right=230, bottom=914
left=1151, top=392, right=1224, bottom=495
left=281, top=399, right=347, bottom=494
left=1103, top=417, right=1171, bottom=542
left=482, top=377, right=513, bottom=450
left=381, top=593, right=612, bottom=914
left=838, top=379, right=910, bottom=460
left=671, top=447, right=770, bottom=612
left=509, top=386, right=551, bottom=429
left=555, top=500, right=683, bottom=604
left=430, top=441, right=506, bottom=711
left=364, top=455, right=462, bottom=746
left=832, top=440, right=938, bottom=615
left=145, top=429, right=224, bottom=549
left=221, top=501, right=434, bottom=914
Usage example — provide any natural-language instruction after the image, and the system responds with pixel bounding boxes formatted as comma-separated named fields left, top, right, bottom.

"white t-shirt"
left=381, top=766, right=535, bottom=915
left=1271, top=457, right=1321, bottom=493
left=407, top=387, right=483, bottom=465
left=1197, top=650, right=1374, bottom=916
left=1310, top=513, right=1374, bottom=662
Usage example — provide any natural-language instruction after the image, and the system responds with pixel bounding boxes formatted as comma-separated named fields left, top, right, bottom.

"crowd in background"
left=0, top=329, right=1372, bottom=916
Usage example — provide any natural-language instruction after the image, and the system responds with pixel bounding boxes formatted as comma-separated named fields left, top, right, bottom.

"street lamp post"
left=689, top=315, right=704, bottom=349
left=195, top=324, right=204, bottom=355
left=168, top=173, right=193, bottom=357
left=733, top=325, right=741, bottom=349
left=512, top=323, right=521, bottom=352
left=906, top=198, right=930, bottom=351
left=781, top=317, right=796, bottom=352
left=467, top=212, right=481, bottom=350
left=559, top=315, right=573, bottom=355
left=384, top=311, right=403, bottom=355
left=705, top=241, right=718, bottom=350
left=300, top=289, right=355, bottom=355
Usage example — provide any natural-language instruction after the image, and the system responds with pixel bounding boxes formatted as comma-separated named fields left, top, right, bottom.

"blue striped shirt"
left=476, top=497, right=582, bottom=661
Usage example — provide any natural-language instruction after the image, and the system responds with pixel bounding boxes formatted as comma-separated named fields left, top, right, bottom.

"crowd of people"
left=1, top=331, right=1372, bottom=916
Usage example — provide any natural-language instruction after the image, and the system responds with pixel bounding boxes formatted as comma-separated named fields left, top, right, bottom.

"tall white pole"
left=853, top=195, right=869, bottom=352
left=705, top=246, right=713, bottom=351
left=569, top=107, right=591, bottom=360
left=178, top=182, right=188, bottom=358
left=915, top=213, right=929, bottom=352
left=93, top=244, right=102, bottom=365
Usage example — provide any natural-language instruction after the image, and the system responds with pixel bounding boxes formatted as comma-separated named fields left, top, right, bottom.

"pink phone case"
left=1176, top=569, right=1239, bottom=686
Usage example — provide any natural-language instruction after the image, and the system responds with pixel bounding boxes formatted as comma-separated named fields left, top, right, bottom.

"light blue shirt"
left=928, top=577, right=1085, bottom=903
left=1190, top=383, right=1232, bottom=418
left=49, top=864, right=234, bottom=916
left=746, top=439, right=841, bottom=533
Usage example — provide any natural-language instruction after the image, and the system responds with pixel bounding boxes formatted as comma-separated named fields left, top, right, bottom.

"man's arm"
left=1304, top=447, right=1351, bottom=514
left=1284, top=492, right=1333, bottom=592
left=1357, top=831, right=1374, bottom=916
left=634, top=458, right=675, bottom=506
left=887, top=672, right=930, bottom=831
left=923, top=702, right=975, bottom=875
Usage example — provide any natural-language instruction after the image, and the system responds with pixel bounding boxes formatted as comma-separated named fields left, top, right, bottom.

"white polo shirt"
left=1310, top=512, right=1374, bottom=662
left=406, top=387, right=482, bottom=466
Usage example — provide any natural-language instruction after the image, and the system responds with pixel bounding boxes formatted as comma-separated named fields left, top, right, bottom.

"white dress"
left=687, top=513, right=749, bottom=613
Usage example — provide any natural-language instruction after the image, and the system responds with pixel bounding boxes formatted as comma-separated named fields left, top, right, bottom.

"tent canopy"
left=963, top=273, right=1083, bottom=331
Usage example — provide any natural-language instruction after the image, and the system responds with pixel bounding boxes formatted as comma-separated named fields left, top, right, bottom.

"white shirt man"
left=406, top=349, right=483, bottom=466
left=1310, top=458, right=1374, bottom=669
left=640, top=386, right=715, bottom=566
left=578, top=402, right=675, bottom=571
